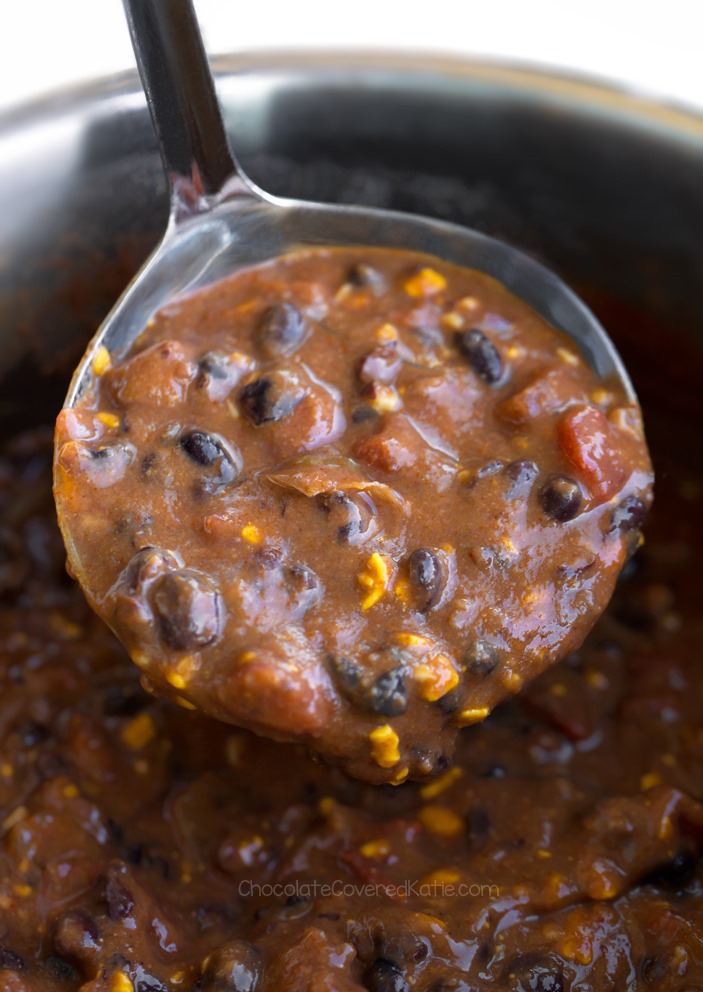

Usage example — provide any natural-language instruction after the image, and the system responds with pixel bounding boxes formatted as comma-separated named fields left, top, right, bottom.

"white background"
left=1, top=0, right=703, bottom=114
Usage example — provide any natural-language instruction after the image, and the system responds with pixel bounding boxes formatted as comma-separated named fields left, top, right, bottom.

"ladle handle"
left=122, top=0, right=247, bottom=215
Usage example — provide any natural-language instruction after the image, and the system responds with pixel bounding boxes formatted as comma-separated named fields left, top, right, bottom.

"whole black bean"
left=466, top=807, right=491, bottom=851
left=122, top=547, right=179, bottom=595
left=365, top=958, right=411, bottom=992
left=152, top=569, right=223, bottom=651
left=257, top=303, right=307, bottom=358
left=53, top=909, right=101, bottom=962
left=201, top=939, right=261, bottom=992
left=463, top=639, right=500, bottom=677
left=368, top=666, right=408, bottom=716
left=504, top=953, right=565, bottom=992
left=505, top=459, right=539, bottom=494
left=0, top=947, right=24, bottom=971
left=610, top=494, right=647, bottom=533
left=239, top=371, right=303, bottom=426
left=347, top=262, right=386, bottom=293
left=643, top=849, right=697, bottom=891
left=327, top=653, right=362, bottom=699
left=540, top=476, right=583, bottom=522
left=319, top=491, right=376, bottom=545
left=43, top=956, right=80, bottom=982
left=407, top=548, right=445, bottom=612
left=179, top=430, right=241, bottom=493
left=105, top=871, right=134, bottom=921
left=455, top=329, right=504, bottom=384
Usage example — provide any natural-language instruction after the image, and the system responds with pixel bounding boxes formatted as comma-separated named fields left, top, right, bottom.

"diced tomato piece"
left=557, top=405, right=628, bottom=501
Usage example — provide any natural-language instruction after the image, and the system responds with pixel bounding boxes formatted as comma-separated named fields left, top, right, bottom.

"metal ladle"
left=57, top=0, right=636, bottom=578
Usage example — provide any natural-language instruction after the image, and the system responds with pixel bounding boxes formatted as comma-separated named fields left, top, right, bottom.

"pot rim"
left=1, top=50, right=703, bottom=146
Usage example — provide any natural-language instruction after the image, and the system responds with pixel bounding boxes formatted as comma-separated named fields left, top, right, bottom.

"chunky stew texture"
left=54, top=248, right=653, bottom=783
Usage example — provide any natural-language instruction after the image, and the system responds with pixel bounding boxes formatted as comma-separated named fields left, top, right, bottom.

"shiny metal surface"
left=1, top=53, right=702, bottom=431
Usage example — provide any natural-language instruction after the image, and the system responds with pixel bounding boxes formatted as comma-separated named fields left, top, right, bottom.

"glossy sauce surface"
left=54, top=248, right=652, bottom=782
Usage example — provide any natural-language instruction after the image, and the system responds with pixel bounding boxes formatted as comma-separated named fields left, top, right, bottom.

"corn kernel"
left=590, top=387, right=611, bottom=406
left=92, top=345, right=112, bottom=376
left=505, top=344, right=526, bottom=360
left=395, top=632, right=431, bottom=648
left=537, top=849, right=552, bottom=859
left=585, top=669, right=608, bottom=690
left=414, top=656, right=459, bottom=702
left=0, top=763, right=12, bottom=778
left=97, top=411, right=120, bottom=429
left=318, top=796, right=336, bottom=817
left=403, top=267, right=447, bottom=297
left=359, top=839, right=391, bottom=859
left=369, top=385, right=402, bottom=413
left=423, top=868, right=461, bottom=885
left=166, top=670, right=187, bottom=690
left=418, top=804, right=464, bottom=838
left=550, top=683, right=568, bottom=698
left=13, top=884, right=32, bottom=898
left=440, top=312, right=464, bottom=331
left=62, top=784, right=79, bottom=799
left=420, top=766, right=463, bottom=800
left=556, top=346, right=580, bottom=367
left=390, top=766, right=409, bottom=786
left=640, top=771, right=662, bottom=791
left=110, top=972, right=134, bottom=992
left=376, top=322, right=399, bottom=342
left=358, top=553, right=392, bottom=610
left=369, top=724, right=400, bottom=768
left=241, top=524, right=263, bottom=544
left=458, top=295, right=480, bottom=310
left=173, top=695, right=196, bottom=710
left=455, top=706, right=491, bottom=727
left=121, top=712, right=156, bottom=750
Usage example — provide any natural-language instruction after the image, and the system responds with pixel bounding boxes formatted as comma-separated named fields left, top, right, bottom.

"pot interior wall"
left=0, top=59, right=701, bottom=434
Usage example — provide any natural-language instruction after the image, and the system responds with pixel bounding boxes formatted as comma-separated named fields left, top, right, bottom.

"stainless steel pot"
left=1, top=53, right=702, bottom=436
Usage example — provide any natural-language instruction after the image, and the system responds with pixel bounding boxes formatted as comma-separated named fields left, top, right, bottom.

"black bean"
left=199, top=351, right=232, bottom=380
left=477, top=459, right=505, bottom=479
left=365, top=958, right=410, bottom=992
left=132, top=965, right=170, bottom=992
left=407, top=548, right=445, bottom=612
left=179, top=430, right=241, bottom=492
left=287, top=563, right=322, bottom=614
left=16, top=719, right=49, bottom=747
left=455, top=329, right=504, bottom=384
left=239, top=372, right=303, bottom=426
left=463, top=639, right=500, bottom=677
left=43, top=956, right=80, bottom=982
left=504, top=953, right=565, bottom=992
left=122, top=547, right=179, bottom=595
left=368, top=666, right=408, bottom=716
left=358, top=345, right=402, bottom=386
left=327, top=653, right=362, bottom=699
left=152, top=569, right=223, bottom=651
left=0, top=947, right=24, bottom=971
left=610, top=495, right=647, bottom=533
left=640, top=956, right=670, bottom=984
left=505, top=459, right=539, bottom=494
left=642, top=849, right=697, bottom=891
left=347, top=262, right=386, bottom=293
left=539, top=476, right=583, bottom=522
left=466, top=807, right=491, bottom=851
left=53, top=909, right=101, bottom=962
left=319, top=491, right=376, bottom=545
left=257, top=302, right=307, bottom=358
left=200, top=939, right=262, bottom=992
left=351, top=405, right=380, bottom=424
left=105, top=871, right=134, bottom=921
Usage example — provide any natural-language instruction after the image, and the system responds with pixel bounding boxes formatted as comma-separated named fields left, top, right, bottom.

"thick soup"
left=54, top=247, right=652, bottom=783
